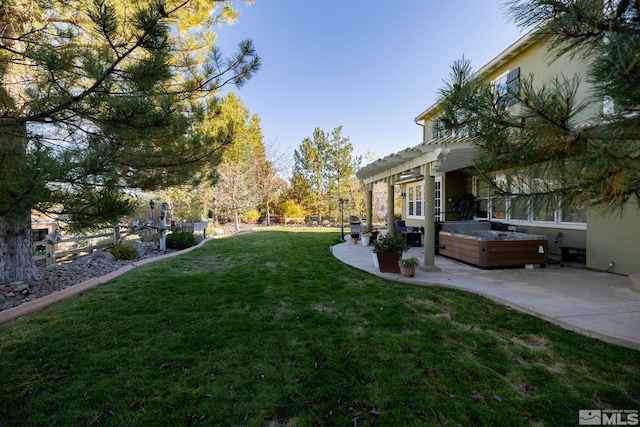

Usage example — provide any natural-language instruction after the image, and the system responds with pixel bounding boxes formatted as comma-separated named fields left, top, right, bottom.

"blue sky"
left=215, top=1, right=526, bottom=166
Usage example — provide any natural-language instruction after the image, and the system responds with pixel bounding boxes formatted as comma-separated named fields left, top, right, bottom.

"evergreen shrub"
left=167, top=229, right=196, bottom=250
left=107, top=243, right=139, bottom=260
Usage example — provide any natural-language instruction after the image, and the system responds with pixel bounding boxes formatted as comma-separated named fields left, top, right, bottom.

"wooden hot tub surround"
left=439, top=230, right=548, bottom=268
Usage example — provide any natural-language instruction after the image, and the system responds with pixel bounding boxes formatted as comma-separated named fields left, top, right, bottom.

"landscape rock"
left=91, top=250, right=116, bottom=264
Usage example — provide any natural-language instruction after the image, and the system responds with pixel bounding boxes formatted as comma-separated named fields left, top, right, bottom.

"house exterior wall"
left=419, top=38, right=596, bottom=142
left=586, top=206, right=640, bottom=275
left=487, top=43, right=598, bottom=125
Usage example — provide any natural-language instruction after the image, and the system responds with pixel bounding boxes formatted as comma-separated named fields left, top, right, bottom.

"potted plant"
left=360, top=225, right=372, bottom=246
left=372, top=233, right=408, bottom=273
left=350, top=231, right=360, bottom=244
left=451, top=193, right=478, bottom=220
left=399, top=257, right=419, bottom=277
left=371, top=227, right=380, bottom=242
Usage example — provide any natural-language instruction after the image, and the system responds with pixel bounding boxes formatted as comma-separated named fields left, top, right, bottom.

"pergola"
left=356, top=140, right=477, bottom=272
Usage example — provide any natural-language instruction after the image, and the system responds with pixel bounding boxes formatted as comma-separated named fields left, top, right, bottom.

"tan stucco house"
left=357, top=28, right=640, bottom=276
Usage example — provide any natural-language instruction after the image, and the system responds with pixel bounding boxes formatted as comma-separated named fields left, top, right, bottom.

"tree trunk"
left=0, top=215, right=41, bottom=283
left=0, top=11, right=40, bottom=284
left=212, top=199, right=218, bottom=224
left=265, top=200, right=271, bottom=226
left=233, top=206, right=240, bottom=232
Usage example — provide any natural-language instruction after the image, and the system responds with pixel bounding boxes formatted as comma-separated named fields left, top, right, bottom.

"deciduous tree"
left=213, top=93, right=264, bottom=231
left=255, top=141, right=289, bottom=225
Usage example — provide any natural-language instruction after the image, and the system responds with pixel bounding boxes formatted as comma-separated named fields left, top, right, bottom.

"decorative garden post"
left=159, top=202, right=168, bottom=251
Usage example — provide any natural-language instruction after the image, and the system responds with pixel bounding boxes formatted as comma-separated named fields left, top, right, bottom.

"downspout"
left=414, top=119, right=425, bottom=144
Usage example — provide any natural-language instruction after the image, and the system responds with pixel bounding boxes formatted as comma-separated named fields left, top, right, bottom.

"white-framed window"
left=493, top=72, right=509, bottom=102
left=434, top=177, right=442, bottom=222
left=490, top=176, right=507, bottom=220
left=492, top=67, right=520, bottom=109
left=560, top=200, right=587, bottom=224
left=431, top=118, right=447, bottom=140
left=406, top=182, right=424, bottom=219
left=472, top=176, right=585, bottom=228
left=405, top=179, right=443, bottom=221
left=474, top=179, right=491, bottom=220
left=408, top=186, right=415, bottom=216
left=431, top=113, right=476, bottom=140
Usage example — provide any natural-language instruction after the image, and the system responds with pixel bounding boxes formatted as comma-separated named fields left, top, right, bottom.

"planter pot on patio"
left=400, top=265, right=416, bottom=277
left=361, top=235, right=371, bottom=246
left=376, top=251, right=400, bottom=273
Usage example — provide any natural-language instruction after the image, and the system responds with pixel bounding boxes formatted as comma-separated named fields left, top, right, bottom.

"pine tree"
left=292, top=126, right=358, bottom=223
left=0, top=0, right=260, bottom=282
left=292, top=128, right=331, bottom=223
left=438, top=0, right=640, bottom=215
left=327, top=126, right=359, bottom=210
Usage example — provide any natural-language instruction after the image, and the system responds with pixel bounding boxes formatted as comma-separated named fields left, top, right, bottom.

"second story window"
left=431, top=118, right=447, bottom=140
left=493, top=67, right=520, bottom=109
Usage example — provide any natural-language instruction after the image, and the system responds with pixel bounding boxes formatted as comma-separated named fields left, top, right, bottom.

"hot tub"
left=439, top=230, right=548, bottom=268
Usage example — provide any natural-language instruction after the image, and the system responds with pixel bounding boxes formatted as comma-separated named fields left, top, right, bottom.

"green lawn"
left=1, top=229, right=638, bottom=426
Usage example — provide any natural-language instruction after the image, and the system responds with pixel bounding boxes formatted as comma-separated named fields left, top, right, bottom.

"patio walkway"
left=332, top=240, right=640, bottom=351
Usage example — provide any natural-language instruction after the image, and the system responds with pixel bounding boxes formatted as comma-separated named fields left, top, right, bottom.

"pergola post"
left=366, top=184, right=373, bottom=230
left=386, top=176, right=395, bottom=235
left=421, top=163, right=441, bottom=272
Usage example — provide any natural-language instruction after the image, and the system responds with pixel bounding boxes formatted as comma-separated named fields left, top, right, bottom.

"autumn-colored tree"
left=213, top=94, right=265, bottom=231
left=254, top=141, right=289, bottom=225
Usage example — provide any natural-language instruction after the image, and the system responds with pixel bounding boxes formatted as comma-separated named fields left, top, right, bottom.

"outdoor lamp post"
left=339, top=198, right=348, bottom=241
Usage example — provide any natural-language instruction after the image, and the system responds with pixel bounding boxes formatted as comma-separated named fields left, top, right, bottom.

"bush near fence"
left=32, top=221, right=210, bottom=266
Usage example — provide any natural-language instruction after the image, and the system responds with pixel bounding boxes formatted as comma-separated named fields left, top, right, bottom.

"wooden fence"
left=32, top=221, right=211, bottom=266
left=32, top=225, right=135, bottom=267
left=176, top=221, right=209, bottom=237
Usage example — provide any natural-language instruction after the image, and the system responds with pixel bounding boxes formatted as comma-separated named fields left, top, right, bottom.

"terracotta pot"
left=376, top=251, right=400, bottom=273
left=400, top=265, right=416, bottom=277
left=351, top=237, right=359, bottom=244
